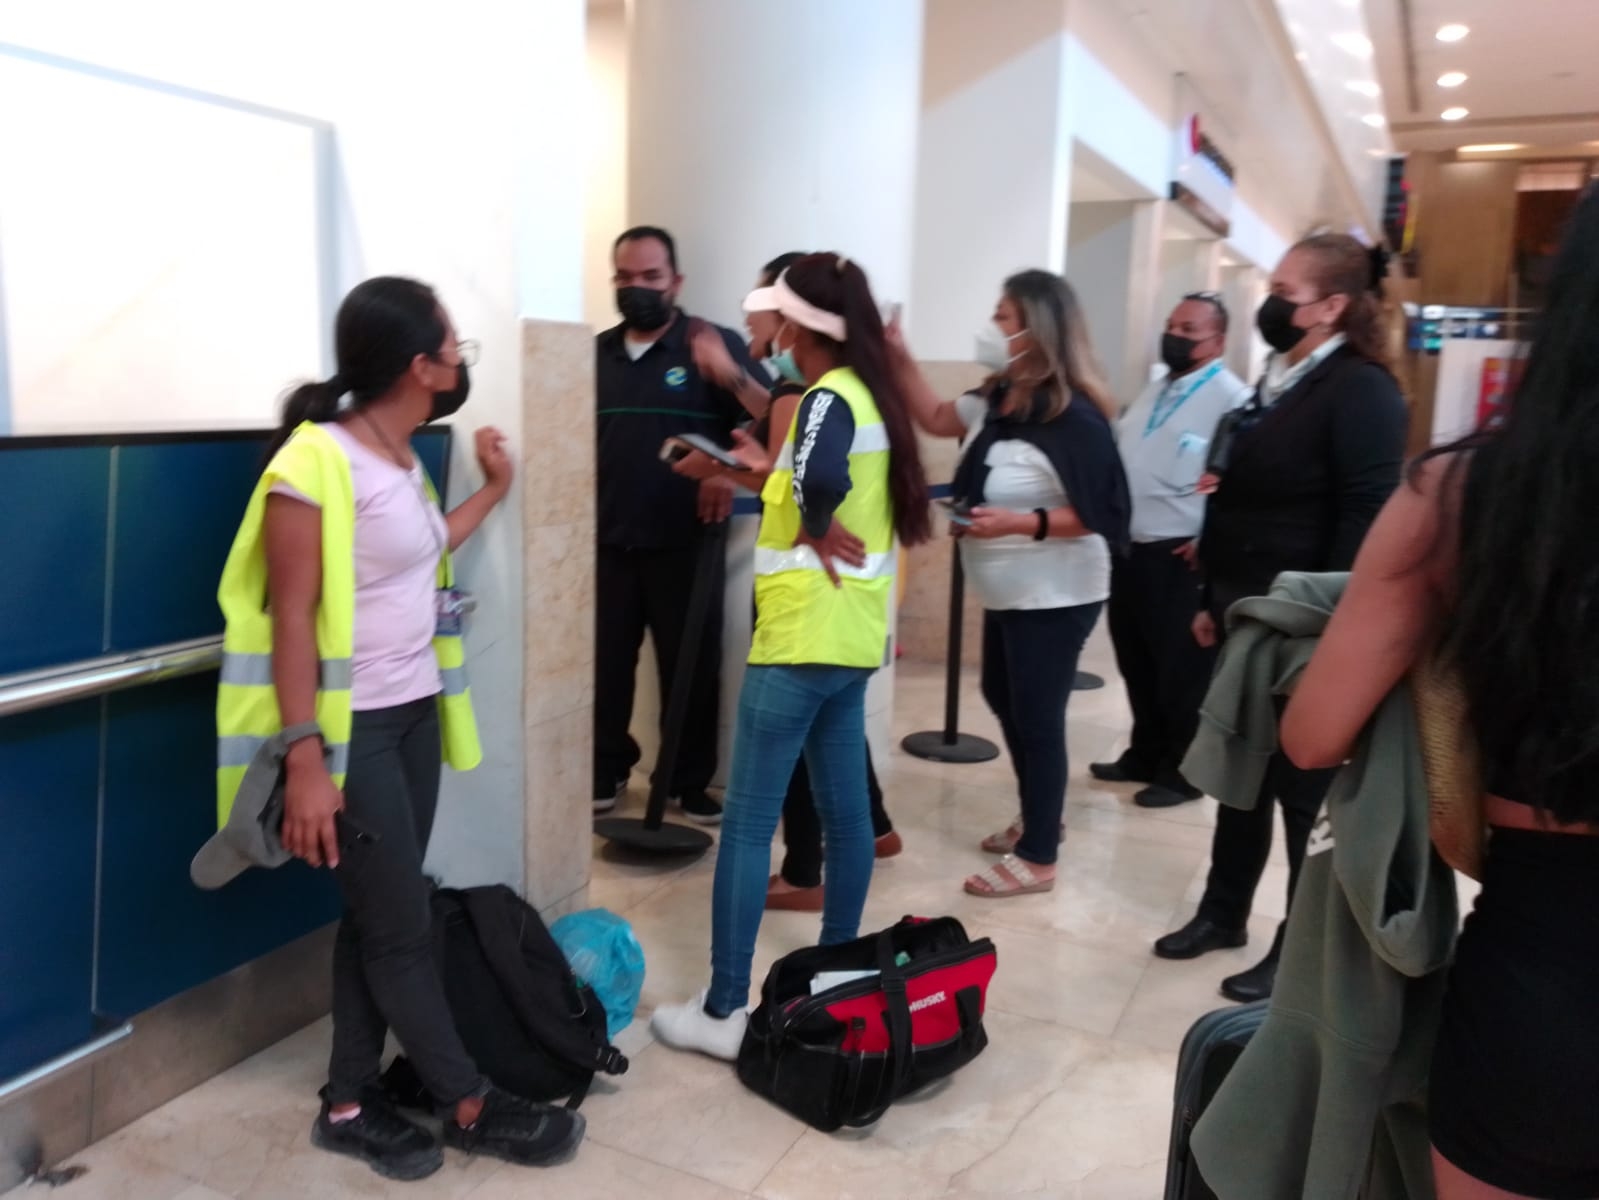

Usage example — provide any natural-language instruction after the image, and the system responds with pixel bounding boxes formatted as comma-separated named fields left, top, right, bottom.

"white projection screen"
left=0, top=50, right=330, bottom=434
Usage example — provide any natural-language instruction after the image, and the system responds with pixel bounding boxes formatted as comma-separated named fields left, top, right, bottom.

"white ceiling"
left=1365, top=0, right=1599, bottom=151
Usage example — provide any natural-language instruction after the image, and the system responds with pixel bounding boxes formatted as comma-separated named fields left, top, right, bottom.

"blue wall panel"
left=0, top=699, right=101, bottom=1080
left=0, top=447, right=109, bottom=675
left=97, top=673, right=340, bottom=1017
left=109, top=440, right=264, bottom=651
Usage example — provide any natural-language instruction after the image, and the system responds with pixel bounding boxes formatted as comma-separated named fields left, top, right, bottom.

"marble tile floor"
left=12, top=628, right=1301, bottom=1200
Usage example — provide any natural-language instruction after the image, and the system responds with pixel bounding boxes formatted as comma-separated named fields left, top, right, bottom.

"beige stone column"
left=520, top=319, right=596, bottom=917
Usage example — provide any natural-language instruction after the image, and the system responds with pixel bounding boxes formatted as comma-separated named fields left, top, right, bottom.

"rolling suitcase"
left=1164, top=1000, right=1268, bottom=1199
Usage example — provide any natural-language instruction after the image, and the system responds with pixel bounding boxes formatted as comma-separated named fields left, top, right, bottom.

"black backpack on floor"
left=381, top=884, right=628, bottom=1111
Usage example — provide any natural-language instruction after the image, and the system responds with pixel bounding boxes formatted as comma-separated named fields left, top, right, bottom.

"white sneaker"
left=649, top=990, right=748, bottom=1062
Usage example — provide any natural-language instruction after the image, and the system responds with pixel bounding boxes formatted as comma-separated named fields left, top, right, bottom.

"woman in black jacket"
left=1153, top=233, right=1407, bottom=1003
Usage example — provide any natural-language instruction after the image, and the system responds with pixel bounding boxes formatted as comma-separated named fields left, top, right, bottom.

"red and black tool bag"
left=736, top=916, right=997, bottom=1131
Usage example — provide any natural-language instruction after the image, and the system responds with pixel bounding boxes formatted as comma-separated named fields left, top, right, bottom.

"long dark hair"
left=760, top=251, right=807, bottom=287
left=264, top=276, right=446, bottom=460
left=784, top=253, right=931, bottom=546
left=1292, top=233, right=1393, bottom=368
left=1432, top=185, right=1599, bottom=822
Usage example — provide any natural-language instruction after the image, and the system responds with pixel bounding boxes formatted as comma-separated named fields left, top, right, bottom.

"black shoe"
left=444, top=1087, right=586, bottom=1167
left=1090, top=754, right=1155, bottom=785
left=676, top=789, right=724, bottom=826
left=311, top=1088, right=443, bottom=1181
left=1221, top=952, right=1279, bottom=1003
left=1134, top=775, right=1203, bottom=809
left=1153, top=916, right=1248, bottom=960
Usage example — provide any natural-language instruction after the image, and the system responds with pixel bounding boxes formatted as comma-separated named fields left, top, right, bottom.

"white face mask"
left=974, top=322, right=1025, bottom=372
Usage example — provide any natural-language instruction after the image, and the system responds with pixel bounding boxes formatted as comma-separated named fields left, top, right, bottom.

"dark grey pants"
left=326, top=697, right=485, bottom=1107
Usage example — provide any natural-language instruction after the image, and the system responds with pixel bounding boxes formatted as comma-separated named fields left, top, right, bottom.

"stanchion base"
left=1073, top=671, right=1106, bottom=692
left=592, top=818, right=714, bottom=857
left=900, top=730, right=1000, bottom=764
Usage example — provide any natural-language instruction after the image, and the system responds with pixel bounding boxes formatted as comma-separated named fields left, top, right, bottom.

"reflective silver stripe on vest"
left=752, top=547, right=896, bottom=580
left=217, top=734, right=350, bottom=777
left=440, top=666, right=470, bottom=698
left=219, top=652, right=352, bottom=691
left=773, top=420, right=888, bottom=472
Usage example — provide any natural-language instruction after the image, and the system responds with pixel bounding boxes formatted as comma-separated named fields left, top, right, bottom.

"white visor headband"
left=767, top=271, right=847, bottom=341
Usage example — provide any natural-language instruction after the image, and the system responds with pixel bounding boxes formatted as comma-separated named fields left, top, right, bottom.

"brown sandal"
left=980, top=819, right=1065, bottom=855
left=964, top=854, right=1055, bottom=898
left=765, top=874, right=825, bottom=912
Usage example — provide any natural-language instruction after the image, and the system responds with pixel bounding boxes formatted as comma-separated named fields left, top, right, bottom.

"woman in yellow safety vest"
left=216, top=277, right=583, bottom=1176
left=650, top=253, right=931, bottom=1061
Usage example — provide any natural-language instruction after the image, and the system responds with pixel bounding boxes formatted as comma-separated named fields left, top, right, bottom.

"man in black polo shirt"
left=594, top=226, right=768, bottom=824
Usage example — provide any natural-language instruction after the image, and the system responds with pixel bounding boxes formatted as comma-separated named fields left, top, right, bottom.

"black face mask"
left=1256, top=294, right=1308, bottom=354
left=616, top=286, right=674, bottom=332
left=1161, top=333, right=1203, bottom=375
left=428, top=362, right=471, bottom=424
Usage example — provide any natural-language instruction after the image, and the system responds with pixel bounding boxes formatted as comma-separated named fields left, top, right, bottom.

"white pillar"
left=622, top=0, right=925, bottom=788
left=627, top=0, right=924, bottom=325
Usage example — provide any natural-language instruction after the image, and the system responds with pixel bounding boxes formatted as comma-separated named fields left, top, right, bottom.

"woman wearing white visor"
left=651, top=253, right=930, bottom=1060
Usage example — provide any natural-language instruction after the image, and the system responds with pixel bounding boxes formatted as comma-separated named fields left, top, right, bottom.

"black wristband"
left=1033, top=508, right=1049, bottom=541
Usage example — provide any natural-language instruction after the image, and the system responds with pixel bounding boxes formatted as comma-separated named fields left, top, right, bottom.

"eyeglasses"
left=432, top=339, right=480, bottom=368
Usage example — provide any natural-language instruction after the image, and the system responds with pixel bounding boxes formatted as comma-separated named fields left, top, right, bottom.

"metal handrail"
left=0, top=1023, right=133, bottom=1105
left=0, top=636, right=223, bottom=719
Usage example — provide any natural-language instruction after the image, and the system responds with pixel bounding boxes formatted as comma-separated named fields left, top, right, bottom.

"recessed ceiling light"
left=1437, top=71, right=1468, bottom=88
left=1333, top=32, right=1374, bottom=58
left=1441, top=107, right=1470, bottom=121
left=1436, top=24, right=1470, bottom=43
left=1459, top=144, right=1525, bottom=153
left=1346, top=80, right=1382, bottom=97
left=1363, top=113, right=1387, bottom=128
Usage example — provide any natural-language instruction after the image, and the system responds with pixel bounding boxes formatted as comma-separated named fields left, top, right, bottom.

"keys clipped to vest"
left=436, top=588, right=476, bottom=638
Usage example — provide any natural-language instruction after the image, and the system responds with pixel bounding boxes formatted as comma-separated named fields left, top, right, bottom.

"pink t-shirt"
left=272, top=422, right=448, bottom=711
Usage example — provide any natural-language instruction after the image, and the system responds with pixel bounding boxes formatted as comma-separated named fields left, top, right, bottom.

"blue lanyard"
left=1144, top=360, right=1224, bottom=437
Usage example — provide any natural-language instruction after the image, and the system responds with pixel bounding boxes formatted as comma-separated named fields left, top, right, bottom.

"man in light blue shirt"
left=1091, top=293, right=1249, bottom=807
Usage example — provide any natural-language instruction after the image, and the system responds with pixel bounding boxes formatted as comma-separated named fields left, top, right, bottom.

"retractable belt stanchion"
left=900, top=549, right=998, bottom=764
left=593, top=521, right=725, bottom=857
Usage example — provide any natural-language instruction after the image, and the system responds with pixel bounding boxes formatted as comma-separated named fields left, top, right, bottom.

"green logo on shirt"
left=664, top=366, right=688, bottom=390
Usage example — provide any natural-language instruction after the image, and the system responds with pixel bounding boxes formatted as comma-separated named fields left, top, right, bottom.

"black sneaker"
left=444, top=1087, right=586, bottom=1167
left=676, top=789, right=723, bottom=826
left=594, top=775, right=626, bottom=815
left=1089, top=754, right=1155, bottom=785
left=310, top=1088, right=443, bottom=1181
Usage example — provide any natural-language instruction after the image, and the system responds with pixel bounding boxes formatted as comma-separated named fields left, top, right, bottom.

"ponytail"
left=262, top=376, right=345, bottom=464
left=785, top=253, right=932, bottom=547
left=259, top=276, right=448, bottom=468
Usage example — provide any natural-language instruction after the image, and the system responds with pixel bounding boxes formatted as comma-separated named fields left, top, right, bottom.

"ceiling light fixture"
left=1441, top=107, right=1470, bottom=121
left=1347, top=80, right=1382, bottom=97
left=1333, top=32, right=1374, bottom=58
left=1437, top=71, right=1468, bottom=88
left=1363, top=113, right=1387, bottom=128
left=1436, top=24, right=1470, bottom=42
left=1459, top=144, right=1525, bottom=153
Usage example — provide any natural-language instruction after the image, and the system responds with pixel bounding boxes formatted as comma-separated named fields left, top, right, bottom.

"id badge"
left=435, top=588, right=472, bottom=638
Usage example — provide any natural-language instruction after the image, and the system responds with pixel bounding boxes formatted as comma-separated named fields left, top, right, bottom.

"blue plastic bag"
left=550, top=908, right=645, bottom=1038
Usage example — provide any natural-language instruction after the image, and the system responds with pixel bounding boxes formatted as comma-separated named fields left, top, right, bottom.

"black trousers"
left=778, top=746, right=892, bottom=888
left=981, top=603, right=1103, bottom=866
left=1106, top=538, right=1216, bottom=778
left=594, top=540, right=724, bottom=794
left=1195, top=721, right=1337, bottom=932
left=328, top=698, right=485, bottom=1107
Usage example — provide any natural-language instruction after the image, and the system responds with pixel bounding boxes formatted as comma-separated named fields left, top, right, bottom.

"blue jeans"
left=707, top=665, right=875, bottom=1016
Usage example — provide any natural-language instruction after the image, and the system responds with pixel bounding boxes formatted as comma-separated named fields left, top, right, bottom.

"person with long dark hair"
left=218, top=277, right=584, bottom=1176
left=888, top=270, right=1130, bottom=899
left=1154, top=233, right=1408, bottom=1004
left=1281, top=186, right=1599, bottom=1199
left=650, top=253, right=930, bottom=1059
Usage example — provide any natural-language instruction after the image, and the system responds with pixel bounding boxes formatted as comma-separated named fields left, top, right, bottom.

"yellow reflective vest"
left=214, top=421, right=481, bottom=826
left=751, top=367, right=896, bottom=669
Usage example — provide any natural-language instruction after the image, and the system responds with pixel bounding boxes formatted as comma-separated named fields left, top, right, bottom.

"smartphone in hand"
left=659, top=433, right=752, bottom=471
left=935, top=497, right=974, bottom=528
